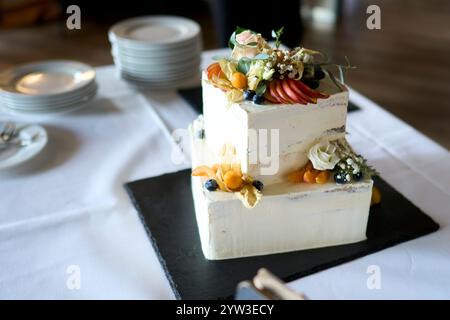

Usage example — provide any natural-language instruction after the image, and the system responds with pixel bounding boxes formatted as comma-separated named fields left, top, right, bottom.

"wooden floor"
left=1, top=0, right=449, bottom=149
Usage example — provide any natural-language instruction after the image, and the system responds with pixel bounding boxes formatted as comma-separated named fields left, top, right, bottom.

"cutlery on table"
left=0, top=133, right=41, bottom=151
left=0, top=122, right=18, bottom=142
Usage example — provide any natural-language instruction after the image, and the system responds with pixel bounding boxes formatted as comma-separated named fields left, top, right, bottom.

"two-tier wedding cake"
left=189, top=28, right=379, bottom=260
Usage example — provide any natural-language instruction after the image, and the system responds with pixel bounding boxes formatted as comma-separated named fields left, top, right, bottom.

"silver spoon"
left=0, top=122, right=17, bottom=142
left=0, top=133, right=40, bottom=150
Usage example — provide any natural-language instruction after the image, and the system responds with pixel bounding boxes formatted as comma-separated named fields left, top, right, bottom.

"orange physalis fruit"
left=303, top=169, right=319, bottom=184
left=371, top=186, right=381, bottom=205
left=231, top=72, right=247, bottom=89
left=223, top=170, right=244, bottom=190
left=315, top=171, right=330, bottom=184
left=305, top=161, right=313, bottom=171
left=207, top=63, right=221, bottom=80
left=287, top=167, right=306, bottom=183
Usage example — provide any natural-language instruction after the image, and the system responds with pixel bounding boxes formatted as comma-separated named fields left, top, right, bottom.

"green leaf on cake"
left=255, top=81, right=267, bottom=96
left=272, top=26, right=284, bottom=49
left=212, top=55, right=231, bottom=61
left=254, top=53, right=270, bottom=60
left=237, top=57, right=252, bottom=74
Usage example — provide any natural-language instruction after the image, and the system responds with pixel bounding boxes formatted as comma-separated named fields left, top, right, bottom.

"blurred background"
left=0, top=0, right=449, bottom=149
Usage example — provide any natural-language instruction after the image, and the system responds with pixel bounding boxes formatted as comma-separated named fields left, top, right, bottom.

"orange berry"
left=315, top=171, right=331, bottom=184
left=305, top=161, right=313, bottom=171
left=231, top=72, right=247, bottom=89
left=371, top=186, right=382, bottom=205
left=207, top=63, right=219, bottom=80
left=223, top=170, right=244, bottom=190
left=287, top=168, right=306, bottom=183
left=303, top=169, right=319, bottom=183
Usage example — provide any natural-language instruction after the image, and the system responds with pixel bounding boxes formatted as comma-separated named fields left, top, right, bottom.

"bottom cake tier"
left=190, top=121, right=373, bottom=260
left=192, top=175, right=373, bottom=260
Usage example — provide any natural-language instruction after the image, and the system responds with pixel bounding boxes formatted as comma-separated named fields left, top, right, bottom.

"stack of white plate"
left=109, top=16, right=202, bottom=89
left=0, top=60, right=97, bottom=116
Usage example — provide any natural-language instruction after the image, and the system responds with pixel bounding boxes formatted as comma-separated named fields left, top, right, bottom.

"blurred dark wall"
left=57, top=0, right=304, bottom=47
left=58, top=0, right=208, bottom=19
left=211, top=0, right=303, bottom=48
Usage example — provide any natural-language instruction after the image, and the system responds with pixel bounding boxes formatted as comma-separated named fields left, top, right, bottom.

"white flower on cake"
left=246, top=60, right=264, bottom=90
left=307, top=140, right=340, bottom=170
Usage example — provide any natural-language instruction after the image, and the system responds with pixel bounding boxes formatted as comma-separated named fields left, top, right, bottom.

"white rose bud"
left=308, top=140, right=341, bottom=170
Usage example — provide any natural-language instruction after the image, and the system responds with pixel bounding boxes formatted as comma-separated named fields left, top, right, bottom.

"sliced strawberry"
left=281, top=79, right=301, bottom=102
left=282, top=79, right=308, bottom=104
left=264, top=90, right=278, bottom=104
left=275, top=80, right=295, bottom=104
left=268, top=80, right=288, bottom=104
left=294, top=80, right=329, bottom=99
left=286, top=79, right=314, bottom=103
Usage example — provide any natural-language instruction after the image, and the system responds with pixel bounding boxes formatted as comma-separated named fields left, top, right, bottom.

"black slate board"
left=125, top=170, right=439, bottom=300
left=178, top=87, right=361, bottom=114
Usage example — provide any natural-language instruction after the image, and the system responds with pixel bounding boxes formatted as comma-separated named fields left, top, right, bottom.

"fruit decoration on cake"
left=288, top=139, right=378, bottom=185
left=192, top=143, right=263, bottom=208
left=205, top=26, right=352, bottom=105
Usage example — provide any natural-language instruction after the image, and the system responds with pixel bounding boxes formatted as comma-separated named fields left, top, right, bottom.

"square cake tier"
left=202, top=74, right=349, bottom=186
left=191, top=125, right=373, bottom=260
left=192, top=167, right=373, bottom=261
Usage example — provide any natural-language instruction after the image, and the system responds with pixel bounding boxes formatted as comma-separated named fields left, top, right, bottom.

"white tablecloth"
left=1, top=50, right=449, bottom=299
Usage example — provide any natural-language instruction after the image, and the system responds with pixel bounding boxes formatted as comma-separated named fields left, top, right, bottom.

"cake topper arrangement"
left=206, top=26, right=352, bottom=105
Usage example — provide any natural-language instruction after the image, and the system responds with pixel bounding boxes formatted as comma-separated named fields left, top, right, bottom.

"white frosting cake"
left=190, top=119, right=372, bottom=259
left=189, top=27, right=377, bottom=260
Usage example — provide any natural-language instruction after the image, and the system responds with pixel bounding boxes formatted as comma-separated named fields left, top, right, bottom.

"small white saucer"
left=0, top=124, right=48, bottom=170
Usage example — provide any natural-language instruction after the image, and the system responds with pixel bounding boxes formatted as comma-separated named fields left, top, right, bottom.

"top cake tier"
left=202, top=73, right=349, bottom=186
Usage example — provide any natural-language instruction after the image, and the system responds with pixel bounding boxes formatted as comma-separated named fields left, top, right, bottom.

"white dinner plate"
left=113, top=61, right=198, bottom=75
left=2, top=91, right=96, bottom=113
left=111, top=48, right=201, bottom=65
left=109, top=16, right=200, bottom=48
left=120, top=70, right=200, bottom=86
left=112, top=53, right=201, bottom=67
left=120, top=72, right=201, bottom=90
left=0, top=82, right=98, bottom=106
left=113, top=59, right=200, bottom=74
left=115, top=66, right=199, bottom=81
left=0, top=124, right=47, bottom=170
left=110, top=38, right=201, bottom=56
left=0, top=78, right=96, bottom=103
left=0, top=61, right=96, bottom=98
